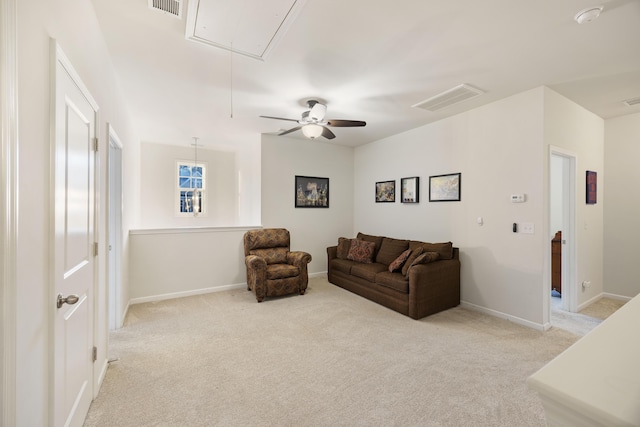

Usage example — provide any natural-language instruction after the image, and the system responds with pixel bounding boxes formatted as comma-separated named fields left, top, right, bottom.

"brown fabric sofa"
left=327, top=232, right=460, bottom=320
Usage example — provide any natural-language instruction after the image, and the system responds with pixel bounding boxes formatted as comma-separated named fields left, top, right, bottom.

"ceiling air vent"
left=623, top=96, right=640, bottom=107
left=149, top=0, right=182, bottom=19
left=412, top=84, right=485, bottom=112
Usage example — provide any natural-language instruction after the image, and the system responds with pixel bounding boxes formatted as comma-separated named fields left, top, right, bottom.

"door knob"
left=57, top=293, right=79, bottom=309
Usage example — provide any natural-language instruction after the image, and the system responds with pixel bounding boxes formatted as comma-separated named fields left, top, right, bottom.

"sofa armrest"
left=327, top=245, right=337, bottom=260
left=407, top=258, right=461, bottom=319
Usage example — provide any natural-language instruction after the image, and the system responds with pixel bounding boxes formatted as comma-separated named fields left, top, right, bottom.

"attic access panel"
left=185, top=0, right=308, bottom=61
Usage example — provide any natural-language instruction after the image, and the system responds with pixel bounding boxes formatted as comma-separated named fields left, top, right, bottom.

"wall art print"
left=429, top=173, right=461, bottom=202
left=375, top=180, right=396, bottom=202
left=295, top=175, right=329, bottom=208
left=401, top=177, right=420, bottom=203
left=586, top=170, right=597, bottom=204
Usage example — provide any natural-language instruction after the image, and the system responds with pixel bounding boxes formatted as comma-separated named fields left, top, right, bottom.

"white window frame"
left=175, top=159, right=207, bottom=216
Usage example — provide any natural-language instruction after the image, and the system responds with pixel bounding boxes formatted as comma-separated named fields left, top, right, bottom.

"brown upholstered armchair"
left=243, top=228, right=312, bottom=302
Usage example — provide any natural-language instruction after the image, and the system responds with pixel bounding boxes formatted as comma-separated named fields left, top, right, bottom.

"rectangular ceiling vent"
left=623, top=96, right=640, bottom=107
left=412, top=84, right=485, bottom=112
left=149, top=0, right=182, bottom=19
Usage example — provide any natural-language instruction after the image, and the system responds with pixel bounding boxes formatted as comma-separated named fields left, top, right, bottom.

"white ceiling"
left=92, top=0, right=640, bottom=148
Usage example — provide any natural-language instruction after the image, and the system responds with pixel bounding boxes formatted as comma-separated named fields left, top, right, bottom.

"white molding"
left=1, top=0, right=18, bottom=423
left=129, top=282, right=247, bottom=305
left=460, top=301, right=545, bottom=331
left=602, top=292, right=633, bottom=303
left=577, top=292, right=603, bottom=312
left=129, top=225, right=261, bottom=235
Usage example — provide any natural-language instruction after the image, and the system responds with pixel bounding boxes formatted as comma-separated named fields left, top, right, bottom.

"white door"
left=52, top=43, right=98, bottom=427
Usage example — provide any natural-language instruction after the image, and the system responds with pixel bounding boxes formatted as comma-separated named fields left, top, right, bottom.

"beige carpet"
left=550, top=296, right=626, bottom=336
left=85, top=277, right=580, bottom=427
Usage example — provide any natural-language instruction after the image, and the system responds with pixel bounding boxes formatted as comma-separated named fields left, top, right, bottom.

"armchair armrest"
left=245, top=255, right=267, bottom=301
left=287, top=251, right=312, bottom=266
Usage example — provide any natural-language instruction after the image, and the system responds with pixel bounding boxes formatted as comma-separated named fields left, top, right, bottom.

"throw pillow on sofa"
left=347, top=239, right=376, bottom=263
left=404, top=251, right=440, bottom=276
left=337, top=237, right=353, bottom=260
left=401, top=247, right=424, bottom=276
left=388, top=248, right=412, bottom=272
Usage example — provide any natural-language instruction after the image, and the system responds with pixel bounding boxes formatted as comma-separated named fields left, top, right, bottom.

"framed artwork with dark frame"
left=401, top=177, right=420, bottom=203
left=295, top=175, right=329, bottom=208
left=429, top=173, right=461, bottom=202
left=375, top=180, right=396, bottom=203
left=586, top=170, right=597, bottom=204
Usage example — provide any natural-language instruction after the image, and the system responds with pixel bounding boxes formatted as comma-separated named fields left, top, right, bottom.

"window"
left=177, top=161, right=206, bottom=215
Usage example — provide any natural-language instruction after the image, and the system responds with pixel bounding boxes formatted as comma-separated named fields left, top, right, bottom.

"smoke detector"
left=574, top=6, right=603, bottom=24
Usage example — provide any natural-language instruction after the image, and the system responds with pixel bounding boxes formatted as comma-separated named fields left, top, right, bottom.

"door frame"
left=547, top=146, right=578, bottom=320
left=107, top=124, right=123, bottom=330
left=49, top=40, right=99, bottom=426
left=1, top=0, right=18, bottom=424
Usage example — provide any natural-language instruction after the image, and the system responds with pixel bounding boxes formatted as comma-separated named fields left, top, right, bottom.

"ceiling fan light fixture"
left=574, top=6, right=603, bottom=24
left=302, top=124, right=323, bottom=139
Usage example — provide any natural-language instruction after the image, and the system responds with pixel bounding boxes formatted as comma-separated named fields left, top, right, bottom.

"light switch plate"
left=521, top=223, right=534, bottom=234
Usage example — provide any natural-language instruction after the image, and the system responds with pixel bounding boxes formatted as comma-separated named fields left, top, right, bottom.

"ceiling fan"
left=260, top=100, right=366, bottom=140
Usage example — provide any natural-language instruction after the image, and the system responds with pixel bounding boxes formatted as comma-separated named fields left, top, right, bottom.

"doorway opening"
left=108, top=125, right=123, bottom=330
left=549, top=147, right=577, bottom=323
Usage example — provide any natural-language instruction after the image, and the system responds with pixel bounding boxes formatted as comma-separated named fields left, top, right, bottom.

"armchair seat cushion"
left=267, top=264, right=300, bottom=280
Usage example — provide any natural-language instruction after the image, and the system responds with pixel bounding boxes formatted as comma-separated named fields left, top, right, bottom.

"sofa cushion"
left=347, top=239, right=376, bottom=263
left=331, top=258, right=357, bottom=275
left=250, top=247, right=288, bottom=265
left=376, top=237, right=410, bottom=265
left=402, top=247, right=424, bottom=277
left=388, top=248, right=412, bottom=272
left=375, top=271, right=409, bottom=294
left=266, top=264, right=300, bottom=280
left=356, top=232, right=384, bottom=258
left=337, top=237, right=353, bottom=260
left=410, top=241, right=453, bottom=260
left=351, top=263, right=388, bottom=282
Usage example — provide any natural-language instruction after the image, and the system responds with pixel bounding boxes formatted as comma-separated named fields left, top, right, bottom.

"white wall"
left=261, top=134, right=354, bottom=274
left=354, top=88, right=546, bottom=326
left=604, top=112, right=640, bottom=298
left=139, top=142, right=239, bottom=228
left=129, top=227, right=255, bottom=301
left=15, top=0, right=138, bottom=424
left=543, top=87, right=605, bottom=308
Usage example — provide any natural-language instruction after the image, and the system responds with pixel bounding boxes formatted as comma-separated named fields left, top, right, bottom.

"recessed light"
left=574, top=6, right=603, bottom=24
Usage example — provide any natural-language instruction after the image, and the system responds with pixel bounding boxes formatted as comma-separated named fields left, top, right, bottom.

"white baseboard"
left=120, top=301, right=130, bottom=328
left=129, top=272, right=327, bottom=306
left=460, top=300, right=545, bottom=331
left=602, top=292, right=633, bottom=303
left=577, top=293, right=603, bottom=312
left=130, top=282, right=247, bottom=305
left=94, top=358, right=109, bottom=398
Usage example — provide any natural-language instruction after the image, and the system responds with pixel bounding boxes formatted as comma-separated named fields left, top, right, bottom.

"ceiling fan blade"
left=326, top=119, right=366, bottom=127
left=321, top=126, right=336, bottom=140
left=260, top=115, right=300, bottom=123
left=278, top=126, right=302, bottom=136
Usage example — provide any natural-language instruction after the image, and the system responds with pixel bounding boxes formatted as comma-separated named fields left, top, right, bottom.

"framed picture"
left=429, top=173, right=461, bottom=202
left=375, top=180, right=396, bottom=202
left=401, top=177, right=419, bottom=203
left=295, top=175, right=329, bottom=208
left=586, top=170, right=597, bottom=204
